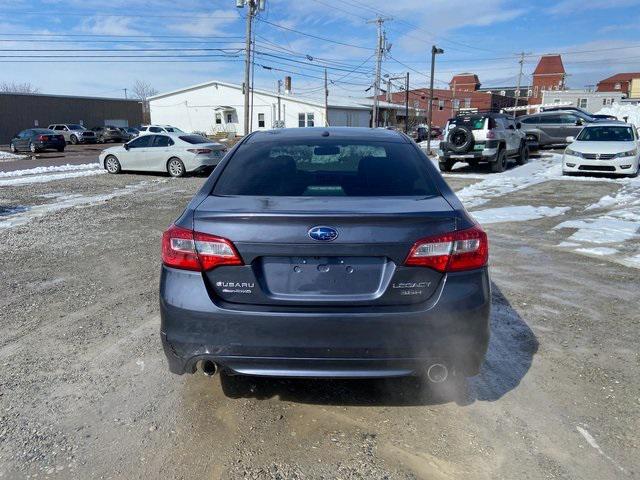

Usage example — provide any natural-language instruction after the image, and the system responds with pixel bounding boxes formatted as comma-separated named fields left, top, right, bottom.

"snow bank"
left=471, top=205, right=570, bottom=224
left=595, top=103, right=640, bottom=126
left=0, top=163, right=99, bottom=178
left=0, top=169, right=104, bottom=186
left=0, top=151, right=26, bottom=162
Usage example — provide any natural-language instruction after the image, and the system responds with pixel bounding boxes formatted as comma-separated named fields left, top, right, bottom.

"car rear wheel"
left=70, top=135, right=78, bottom=145
left=105, top=155, right=121, bottom=174
left=490, top=149, right=507, bottom=173
left=167, top=158, right=185, bottom=177
left=517, top=143, right=529, bottom=165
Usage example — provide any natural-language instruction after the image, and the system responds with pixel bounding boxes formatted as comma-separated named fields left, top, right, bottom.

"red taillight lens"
left=161, top=224, right=243, bottom=271
left=37, top=135, right=47, bottom=141
left=187, top=148, right=213, bottom=154
left=405, top=225, right=488, bottom=272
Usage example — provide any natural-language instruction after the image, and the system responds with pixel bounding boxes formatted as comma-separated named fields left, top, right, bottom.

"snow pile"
left=0, top=163, right=99, bottom=178
left=0, top=169, right=104, bottom=187
left=595, top=102, right=640, bottom=125
left=471, top=205, right=570, bottom=224
left=0, top=151, right=27, bottom=162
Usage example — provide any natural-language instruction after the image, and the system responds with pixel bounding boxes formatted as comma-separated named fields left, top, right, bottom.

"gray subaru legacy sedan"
left=160, top=127, right=490, bottom=386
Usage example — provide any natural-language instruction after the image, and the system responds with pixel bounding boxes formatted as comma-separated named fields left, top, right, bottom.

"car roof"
left=579, top=122, right=634, bottom=128
left=245, top=127, right=410, bottom=144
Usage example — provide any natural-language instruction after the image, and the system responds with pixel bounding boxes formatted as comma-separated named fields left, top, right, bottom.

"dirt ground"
left=0, top=155, right=638, bottom=479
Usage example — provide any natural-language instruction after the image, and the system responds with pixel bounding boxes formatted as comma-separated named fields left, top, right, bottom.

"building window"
left=500, top=90, right=506, bottom=96
left=614, top=82, right=621, bottom=90
left=464, top=98, right=471, bottom=108
left=298, top=113, right=305, bottom=127
left=578, top=98, right=587, bottom=108
left=226, top=113, right=233, bottom=123
left=258, top=113, right=265, bottom=128
left=438, top=100, right=444, bottom=110
left=527, top=89, right=532, bottom=97
left=452, top=99, right=460, bottom=110
left=306, top=113, right=314, bottom=127
left=514, top=89, right=520, bottom=96
left=215, top=113, right=222, bottom=124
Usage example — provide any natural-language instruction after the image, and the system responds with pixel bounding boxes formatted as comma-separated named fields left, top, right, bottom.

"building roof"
left=597, top=72, right=640, bottom=84
left=449, top=73, right=480, bottom=87
left=533, top=55, right=565, bottom=75
left=149, top=79, right=406, bottom=111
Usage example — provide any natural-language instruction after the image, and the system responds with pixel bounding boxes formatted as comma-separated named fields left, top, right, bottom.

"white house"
left=541, top=89, right=625, bottom=114
left=149, top=80, right=404, bottom=136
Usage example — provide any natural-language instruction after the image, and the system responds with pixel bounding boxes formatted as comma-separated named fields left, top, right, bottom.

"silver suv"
left=438, top=113, right=529, bottom=173
left=48, top=124, right=97, bottom=144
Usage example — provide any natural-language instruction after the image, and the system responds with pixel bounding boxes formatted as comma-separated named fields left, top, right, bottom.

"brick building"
left=449, top=73, right=481, bottom=92
left=529, top=54, right=566, bottom=105
left=596, top=73, right=640, bottom=97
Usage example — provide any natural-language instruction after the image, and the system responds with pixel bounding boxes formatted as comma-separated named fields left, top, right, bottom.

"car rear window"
left=577, top=126, right=634, bottom=142
left=212, top=140, right=439, bottom=197
left=449, top=115, right=490, bottom=130
left=179, top=135, right=210, bottom=144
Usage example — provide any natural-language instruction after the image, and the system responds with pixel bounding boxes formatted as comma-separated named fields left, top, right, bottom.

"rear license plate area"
left=259, top=256, right=389, bottom=297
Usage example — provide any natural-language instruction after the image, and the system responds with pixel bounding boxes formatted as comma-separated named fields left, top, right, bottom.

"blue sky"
left=2, top=0, right=640, bottom=99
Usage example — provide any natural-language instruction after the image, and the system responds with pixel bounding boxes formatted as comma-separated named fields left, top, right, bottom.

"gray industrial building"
left=0, top=92, right=144, bottom=144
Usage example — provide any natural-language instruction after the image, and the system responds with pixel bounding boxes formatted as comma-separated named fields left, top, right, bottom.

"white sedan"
left=99, top=133, right=227, bottom=177
left=563, top=123, right=640, bottom=177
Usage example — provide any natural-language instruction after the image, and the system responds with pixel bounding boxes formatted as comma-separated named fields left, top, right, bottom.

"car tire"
left=517, top=143, right=529, bottom=165
left=167, top=158, right=186, bottom=177
left=439, top=159, right=454, bottom=172
left=70, top=135, right=78, bottom=145
left=10, top=142, right=17, bottom=153
left=490, top=148, right=507, bottom=173
left=29, top=142, right=37, bottom=154
left=105, top=155, right=121, bottom=174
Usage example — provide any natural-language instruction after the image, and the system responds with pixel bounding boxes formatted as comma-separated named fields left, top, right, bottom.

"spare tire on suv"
left=446, top=126, right=474, bottom=153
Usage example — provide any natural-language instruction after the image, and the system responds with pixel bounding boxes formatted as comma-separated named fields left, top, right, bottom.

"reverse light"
left=405, top=225, right=488, bottom=272
left=162, top=224, right=243, bottom=271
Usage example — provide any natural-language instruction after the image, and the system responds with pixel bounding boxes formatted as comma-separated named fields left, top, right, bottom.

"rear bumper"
left=160, top=266, right=491, bottom=378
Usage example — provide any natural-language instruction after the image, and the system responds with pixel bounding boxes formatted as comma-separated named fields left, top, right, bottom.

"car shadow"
left=217, top=283, right=538, bottom=406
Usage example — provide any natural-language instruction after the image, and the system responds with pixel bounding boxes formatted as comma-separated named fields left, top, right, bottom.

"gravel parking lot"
left=0, top=152, right=638, bottom=479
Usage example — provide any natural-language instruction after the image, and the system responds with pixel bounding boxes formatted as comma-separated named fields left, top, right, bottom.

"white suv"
left=138, top=125, right=185, bottom=135
left=438, top=113, right=528, bottom=173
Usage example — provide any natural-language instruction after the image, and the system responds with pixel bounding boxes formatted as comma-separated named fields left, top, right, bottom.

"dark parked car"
left=91, top=125, right=123, bottom=143
left=519, top=111, right=605, bottom=148
left=9, top=128, right=65, bottom=153
left=412, top=125, right=441, bottom=142
left=540, top=106, right=618, bottom=120
left=160, top=127, right=490, bottom=394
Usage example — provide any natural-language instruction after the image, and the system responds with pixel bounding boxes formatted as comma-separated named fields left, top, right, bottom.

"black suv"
left=438, top=112, right=528, bottom=173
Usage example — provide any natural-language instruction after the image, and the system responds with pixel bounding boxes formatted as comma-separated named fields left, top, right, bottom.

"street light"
left=426, top=45, right=444, bottom=156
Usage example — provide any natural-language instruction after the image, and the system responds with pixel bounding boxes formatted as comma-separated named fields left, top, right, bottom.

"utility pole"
left=386, top=74, right=408, bottom=131
left=123, top=88, right=127, bottom=99
left=237, top=0, right=265, bottom=135
left=277, top=79, right=282, bottom=126
left=324, top=68, right=329, bottom=127
left=405, top=72, right=409, bottom=133
left=513, top=51, right=531, bottom=117
left=427, top=45, right=444, bottom=156
left=367, top=16, right=391, bottom=128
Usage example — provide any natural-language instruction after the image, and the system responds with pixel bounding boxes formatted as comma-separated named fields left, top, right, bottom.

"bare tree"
left=0, top=81, right=40, bottom=94
left=131, top=80, right=158, bottom=123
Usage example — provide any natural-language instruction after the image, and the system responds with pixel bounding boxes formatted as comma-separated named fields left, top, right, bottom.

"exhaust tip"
left=200, top=360, right=218, bottom=377
left=426, top=363, right=448, bottom=383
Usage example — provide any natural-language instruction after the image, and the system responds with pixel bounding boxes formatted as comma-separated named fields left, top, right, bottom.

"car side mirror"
left=124, top=143, right=130, bottom=150
left=566, top=136, right=575, bottom=143
left=516, top=122, right=522, bottom=129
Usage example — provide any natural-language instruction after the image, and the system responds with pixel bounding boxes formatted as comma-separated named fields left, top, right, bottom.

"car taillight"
left=161, top=224, right=242, bottom=271
left=187, top=148, right=213, bottom=154
left=405, top=225, right=488, bottom=272
left=37, top=135, right=47, bottom=141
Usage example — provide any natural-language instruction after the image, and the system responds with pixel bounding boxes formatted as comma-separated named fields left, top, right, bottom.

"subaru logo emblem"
left=308, top=226, right=338, bottom=242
